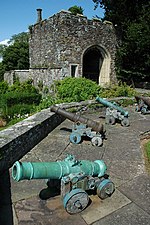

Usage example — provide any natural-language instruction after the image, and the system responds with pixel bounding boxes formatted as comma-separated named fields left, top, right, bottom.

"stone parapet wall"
left=29, top=68, right=63, bottom=88
left=0, top=108, right=65, bottom=172
left=4, top=68, right=62, bottom=89
left=4, top=70, right=30, bottom=85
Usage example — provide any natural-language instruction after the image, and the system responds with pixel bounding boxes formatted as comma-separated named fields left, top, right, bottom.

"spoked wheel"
left=70, top=132, right=81, bottom=144
left=63, top=188, right=89, bottom=214
left=141, top=107, right=147, bottom=115
left=106, top=115, right=116, bottom=125
left=121, top=118, right=130, bottom=127
left=91, top=136, right=103, bottom=147
left=97, top=179, right=115, bottom=200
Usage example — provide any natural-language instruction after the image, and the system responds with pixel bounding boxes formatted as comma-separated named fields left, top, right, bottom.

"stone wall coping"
left=0, top=108, right=53, bottom=148
left=14, top=70, right=29, bottom=72
left=31, top=10, right=114, bottom=29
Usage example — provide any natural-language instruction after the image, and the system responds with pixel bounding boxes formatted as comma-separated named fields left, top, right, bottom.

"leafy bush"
left=4, top=104, right=35, bottom=119
left=54, top=77, right=100, bottom=102
left=8, top=79, right=38, bottom=94
left=35, top=96, right=56, bottom=111
left=37, top=79, right=137, bottom=111
left=98, top=82, right=137, bottom=98
left=114, top=98, right=135, bottom=107
left=0, top=81, right=8, bottom=94
left=2, top=91, right=41, bottom=107
left=0, top=78, right=139, bottom=127
left=0, top=80, right=41, bottom=120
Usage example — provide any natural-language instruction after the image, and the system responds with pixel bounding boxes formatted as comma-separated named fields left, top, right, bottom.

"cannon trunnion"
left=96, top=96, right=130, bottom=127
left=12, top=155, right=115, bottom=214
left=51, top=105, right=104, bottom=146
left=135, top=95, right=150, bottom=114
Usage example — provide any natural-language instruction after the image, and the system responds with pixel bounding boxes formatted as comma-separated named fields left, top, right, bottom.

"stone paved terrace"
left=10, top=105, right=150, bottom=225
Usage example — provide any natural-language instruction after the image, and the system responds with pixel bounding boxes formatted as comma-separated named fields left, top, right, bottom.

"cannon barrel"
left=51, top=105, right=104, bottom=133
left=135, top=96, right=150, bottom=107
left=12, top=155, right=107, bottom=181
left=96, top=96, right=128, bottom=117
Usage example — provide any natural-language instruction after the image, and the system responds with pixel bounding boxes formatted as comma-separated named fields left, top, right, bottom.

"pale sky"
left=0, top=0, right=104, bottom=43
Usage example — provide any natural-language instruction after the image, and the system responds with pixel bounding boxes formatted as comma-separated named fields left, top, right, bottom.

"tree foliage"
left=8, top=32, right=29, bottom=44
left=92, top=0, right=150, bottom=86
left=0, top=45, right=7, bottom=58
left=68, top=5, right=84, bottom=15
left=2, top=41, right=29, bottom=71
left=93, top=0, right=147, bottom=28
left=0, top=32, right=29, bottom=81
left=0, top=63, right=5, bottom=82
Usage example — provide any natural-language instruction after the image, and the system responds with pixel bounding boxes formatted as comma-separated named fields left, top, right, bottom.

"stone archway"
left=82, top=45, right=111, bottom=86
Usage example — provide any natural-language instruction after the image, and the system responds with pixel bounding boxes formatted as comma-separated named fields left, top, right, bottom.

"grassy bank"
left=143, top=139, right=150, bottom=173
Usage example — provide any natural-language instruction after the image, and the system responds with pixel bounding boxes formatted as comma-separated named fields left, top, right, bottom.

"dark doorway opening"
left=83, top=47, right=103, bottom=83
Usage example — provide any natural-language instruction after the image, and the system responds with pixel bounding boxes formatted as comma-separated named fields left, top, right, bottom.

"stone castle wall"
left=29, top=10, right=117, bottom=86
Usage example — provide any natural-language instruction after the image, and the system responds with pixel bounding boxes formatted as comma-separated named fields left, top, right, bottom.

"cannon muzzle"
left=12, top=155, right=107, bottom=181
left=51, top=105, right=104, bottom=133
left=96, top=96, right=128, bottom=117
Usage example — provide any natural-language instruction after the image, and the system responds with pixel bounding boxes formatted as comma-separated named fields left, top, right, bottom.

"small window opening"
left=70, top=65, right=78, bottom=77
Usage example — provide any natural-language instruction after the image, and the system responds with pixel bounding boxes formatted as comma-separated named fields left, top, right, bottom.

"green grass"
left=143, top=139, right=150, bottom=174
left=145, top=140, right=150, bottom=162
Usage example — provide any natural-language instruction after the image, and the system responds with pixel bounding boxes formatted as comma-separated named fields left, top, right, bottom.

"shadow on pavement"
left=0, top=161, right=13, bottom=225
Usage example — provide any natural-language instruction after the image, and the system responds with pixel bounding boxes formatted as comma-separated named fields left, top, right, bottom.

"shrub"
left=2, top=91, right=41, bottom=106
left=8, top=79, right=38, bottom=94
left=35, top=96, right=56, bottom=111
left=0, top=81, right=9, bottom=94
left=0, top=80, right=41, bottom=120
left=54, top=77, right=100, bottom=102
left=4, top=104, right=35, bottom=119
left=98, top=82, right=137, bottom=98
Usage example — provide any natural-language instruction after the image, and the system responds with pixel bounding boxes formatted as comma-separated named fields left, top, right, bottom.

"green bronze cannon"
left=51, top=105, right=104, bottom=147
left=135, top=95, right=150, bottom=114
left=96, top=96, right=130, bottom=127
left=12, top=154, right=115, bottom=214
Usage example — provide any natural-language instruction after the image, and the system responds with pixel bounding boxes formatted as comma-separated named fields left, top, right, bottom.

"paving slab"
left=106, top=160, right=145, bottom=183
left=11, top=175, right=46, bottom=203
left=14, top=195, right=87, bottom=225
left=118, top=173, right=150, bottom=215
left=92, top=202, right=150, bottom=225
left=103, top=130, right=144, bottom=165
left=81, top=189, right=131, bottom=224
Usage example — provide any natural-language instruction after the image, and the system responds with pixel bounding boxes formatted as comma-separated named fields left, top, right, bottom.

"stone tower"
left=4, top=9, right=118, bottom=88
left=28, top=9, right=118, bottom=87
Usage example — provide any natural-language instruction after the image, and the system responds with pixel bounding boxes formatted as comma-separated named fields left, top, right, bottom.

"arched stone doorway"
left=82, top=45, right=111, bottom=86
